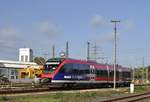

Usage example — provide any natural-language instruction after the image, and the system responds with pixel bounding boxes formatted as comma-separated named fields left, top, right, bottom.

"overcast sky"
left=0, top=0, right=150, bottom=67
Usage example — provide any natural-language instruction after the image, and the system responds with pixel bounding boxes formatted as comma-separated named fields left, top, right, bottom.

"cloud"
left=0, top=27, right=21, bottom=50
left=120, top=20, right=135, bottom=32
left=96, top=32, right=113, bottom=44
left=36, top=21, right=62, bottom=37
left=91, top=15, right=106, bottom=27
left=95, top=32, right=120, bottom=44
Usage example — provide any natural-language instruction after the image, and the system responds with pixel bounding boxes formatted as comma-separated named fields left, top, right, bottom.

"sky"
left=0, top=0, right=150, bottom=67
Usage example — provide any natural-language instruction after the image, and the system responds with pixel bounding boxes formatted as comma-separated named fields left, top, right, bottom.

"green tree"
left=33, top=57, right=46, bottom=65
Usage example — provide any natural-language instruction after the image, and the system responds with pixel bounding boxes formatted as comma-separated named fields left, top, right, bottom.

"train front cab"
left=40, top=58, right=63, bottom=84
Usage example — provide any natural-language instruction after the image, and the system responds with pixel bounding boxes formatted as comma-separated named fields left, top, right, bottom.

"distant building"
left=0, top=48, right=40, bottom=83
left=0, top=60, right=39, bottom=83
left=19, top=48, right=33, bottom=62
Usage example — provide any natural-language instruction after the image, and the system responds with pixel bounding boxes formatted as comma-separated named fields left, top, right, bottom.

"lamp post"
left=111, top=20, right=120, bottom=89
left=87, top=42, right=90, bottom=60
left=52, top=45, right=55, bottom=58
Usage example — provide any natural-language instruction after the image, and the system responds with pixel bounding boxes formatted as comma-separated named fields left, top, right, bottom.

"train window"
left=104, top=70, right=108, bottom=77
left=72, top=63, right=79, bottom=74
left=44, top=64, right=59, bottom=74
left=116, top=71, right=119, bottom=78
left=128, top=72, right=131, bottom=78
left=79, top=69, right=84, bottom=75
left=84, top=64, right=90, bottom=74
left=60, top=63, right=90, bottom=75
left=109, top=70, right=114, bottom=77
left=123, top=72, right=127, bottom=78
left=59, top=64, right=73, bottom=74
left=102, top=70, right=105, bottom=77
left=96, top=70, right=100, bottom=77
left=64, top=64, right=73, bottom=74
left=99, top=70, right=101, bottom=77
left=101, top=70, right=107, bottom=77
left=78, top=64, right=86, bottom=75
left=123, top=72, right=131, bottom=78
left=80, top=64, right=85, bottom=69
left=59, top=65, right=65, bottom=73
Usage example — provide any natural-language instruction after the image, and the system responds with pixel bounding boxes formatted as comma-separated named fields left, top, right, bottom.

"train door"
left=106, top=65, right=110, bottom=82
left=118, top=69, right=122, bottom=82
left=89, top=65, right=95, bottom=81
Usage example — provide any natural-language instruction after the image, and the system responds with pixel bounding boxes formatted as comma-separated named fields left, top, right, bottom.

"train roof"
left=46, top=58, right=131, bottom=71
left=46, top=58, right=65, bottom=62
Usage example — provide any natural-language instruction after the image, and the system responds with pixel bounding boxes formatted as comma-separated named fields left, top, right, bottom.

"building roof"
left=0, top=60, right=36, bottom=65
left=0, top=60, right=39, bottom=69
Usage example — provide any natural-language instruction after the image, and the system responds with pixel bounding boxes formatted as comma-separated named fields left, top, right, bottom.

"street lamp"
left=111, top=20, right=120, bottom=89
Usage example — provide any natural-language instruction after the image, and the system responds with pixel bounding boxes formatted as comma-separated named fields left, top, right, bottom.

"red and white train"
left=40, top=58, right=132, bottom=87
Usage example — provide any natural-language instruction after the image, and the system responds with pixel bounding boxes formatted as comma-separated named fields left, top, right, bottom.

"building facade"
left=19, top=48, right=33, bottom=62
left=0, top=60, right=39, bottom=83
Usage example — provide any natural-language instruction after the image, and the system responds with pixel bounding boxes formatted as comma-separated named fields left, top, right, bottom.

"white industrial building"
left=0, top=60, right=38, bottom=83
left=0, top=48, right=39, bottom=83
left=19, top=48, right=33, bottom=62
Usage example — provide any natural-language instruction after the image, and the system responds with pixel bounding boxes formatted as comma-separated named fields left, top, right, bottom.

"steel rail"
left=102, top=92, right=150, bottom=102
left=0, top=87, right=50, bottom=94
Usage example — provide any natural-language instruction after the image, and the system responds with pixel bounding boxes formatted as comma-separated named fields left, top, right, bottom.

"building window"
left=16, top=76, right=18, bottom=79
left=11, top=71, right=15, bottom=75
left=21, top=56, right=24, bottom=61
left=11, top=76, right=15, bottom=79
left=0, top=69, right=2, bottom=75
left=25, top=56, right=28, bottom=62
left=10, top=70, right=18, bottom=79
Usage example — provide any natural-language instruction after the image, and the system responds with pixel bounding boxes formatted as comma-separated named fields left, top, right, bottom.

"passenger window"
left=59, top=64, right=73, bottom=74
left=79, top=64, right=85, bottom=75
left=65, top=64, right=73, bottom=73
left=96, top=70, right=100, bottom=77
left=72, top=63, right=79, bottom=74
left=85, top=65, right=90, bottom=74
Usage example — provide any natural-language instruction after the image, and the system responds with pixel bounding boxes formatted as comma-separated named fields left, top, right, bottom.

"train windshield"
left=44, top=62, right=60, bottom=74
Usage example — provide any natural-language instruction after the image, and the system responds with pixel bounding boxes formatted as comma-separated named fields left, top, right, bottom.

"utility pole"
left=146, top=67, right=149, bottom=82
left=142, top=56, right=145, bottom=81
left=146, top=66, right=149, bottom=82
left=92, top=43, right=98, bottom=61
left=87, top=42, right=90, bottom=60
left=66, top=41, right=69, bottom=58
left=52, top=45, right=55, bottom=58
left=111, top=20, right=120, bottom=89
left=132, top=66, right=135, bottom=81
left=133, top=68, right=135, bottom=81
left=94, top=43, right=97, bottom=61
left=146, top=62, right=149, bottom=82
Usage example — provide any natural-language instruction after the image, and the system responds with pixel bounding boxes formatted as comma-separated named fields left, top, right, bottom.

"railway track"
left=0, top=87, right=50, bottom=94
left=0, top=86, right=101, bottom=95
left=0, top=86, right=127, bottom=95
left=102, top=92, right=150, bottom=102
left=1, top=86, right=150, bottom=102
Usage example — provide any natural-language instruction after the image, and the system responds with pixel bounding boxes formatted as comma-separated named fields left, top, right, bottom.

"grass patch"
left=0, top=90, right=126, bottom=102
left=1, top=86, right=150, bottom=102
left=135, top=86, right=147, bottom=92
left=0, top=96, right=10, bottom=101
